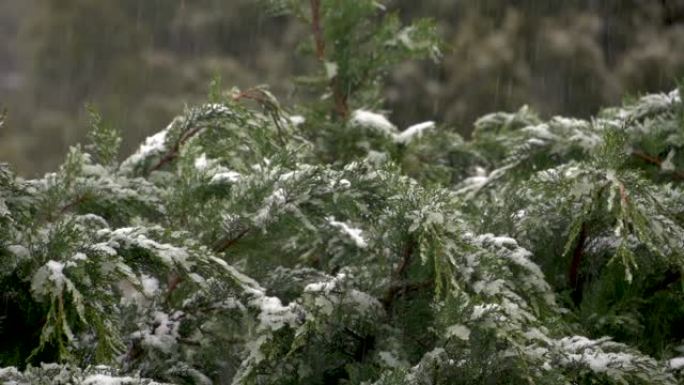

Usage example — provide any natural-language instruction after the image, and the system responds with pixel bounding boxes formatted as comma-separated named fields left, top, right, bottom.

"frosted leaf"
left=397, top=26, right=416, bottom=49
left=424, top=211, right=444, bottom=226
left=120, top=122, right=172, bottom=171
left=669, top=357, right=684, bottom=370
left=31, top=260, right=66, bottom=297
left=327, top=216, right=367, bottom=248
left=552, top=335, right=672, bottom=382
left=344, top=289, right=382, bottom=313
left=194, top=153, right=211, bottom=171
left=365, top=150, right=389, bottom=166
left=350, top=110, right=397, bottom=136
left=118, top=273, right=159, bottom=306
left=7, top=244, right=29, bottom=258
left=394, top=121, right=435, bottom=144
left=471, top=304, right=501, bottom=320
left=90, top=242, right=118, bottom=257
left=0, top=366, right=22, bottom=383
left=251, top=295, right=300, bottom=331
left=208, top=255, right=264, bottom=293
left=107, top=227, right=190, bottom=268
left=661, top=149, right=676, bottom=171
left=378, top=351, right=402, bottom=368
left=77, top=213, right=110, bottom=229
left=210, top=171, right=241, bottom=184
left=133, top=311, right=183, bottom=353
left=523, top=123, right=557, bottom=141
left=336, top=178, right=352, bottom=188
left=455, top=176, right=489, bottom=197
left=304, top=273, right=344, bottom=293
left=473, top=279, right=505, bottom=296
left=288, top=115, right=305, bottom=127
left=82, top=374, right=142, bottom=385
left=445, top=324, right=471, bottom=341
left=324, top=61, right=338, bottom=79
left=192, top=152, right=242, bottom=184
left=0, top=198, right=8, bottom=217
left=253, top=188, right=287, bottom=227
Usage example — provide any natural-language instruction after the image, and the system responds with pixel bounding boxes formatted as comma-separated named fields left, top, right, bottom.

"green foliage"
left=86, top=105, right=121, bottom=167
left=264, top=0, right=442, bottom=164
left=2, top=1, right=684, bottom=385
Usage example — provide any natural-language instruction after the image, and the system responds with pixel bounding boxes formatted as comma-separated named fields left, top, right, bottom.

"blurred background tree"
left=1, top=0, right=683, bottom=176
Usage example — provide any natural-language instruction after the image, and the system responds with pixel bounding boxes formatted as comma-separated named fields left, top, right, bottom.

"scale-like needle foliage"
left=1, top=2, right=684, bottom=384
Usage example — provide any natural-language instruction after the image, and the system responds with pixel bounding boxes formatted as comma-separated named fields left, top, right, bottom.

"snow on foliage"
left=350, top=109, right=398, bottom=136
left=326, top=216, right=368, bottom=248
left=394, top=121, right=435, bottom=144
left=120, top=124, right=171, bottom=172
left=0, top=9, right=682, bottom=383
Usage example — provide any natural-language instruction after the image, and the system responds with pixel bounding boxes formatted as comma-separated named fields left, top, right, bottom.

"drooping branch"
left=148, top=125, right=204, bottom=173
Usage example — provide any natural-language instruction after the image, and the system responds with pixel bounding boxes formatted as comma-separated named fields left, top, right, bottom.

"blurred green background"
left=1, top=0, right=683, bottom=176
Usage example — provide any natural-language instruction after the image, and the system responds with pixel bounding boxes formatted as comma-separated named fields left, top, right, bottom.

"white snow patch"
left=91, top=243, right=118, bottom=256
left=455, top=176, right=489, bottom=197
left=661, top=149, right=676, bottom=171
left=304, top=273, right=344, bottom=293
left=350, top=109, right=397, bottom=136
left=7, top=244, right=29, bottom=258
left=670, top=357, right=684, bottom=370
left=81, top=374, right=138, bottom=385
left=194, top=153, right=210, bottom=171
left=251, top=295, right=299, bottom=331
left=118, top=272, right=158, bottom=307
left=210, top=171, right=241, bottom=184
left=397, top=26, right=417, bottom=49
left=522, top=123, right=557, bottom=140
left=446, top=324, right=471, bottom=341
left=120, top=124, right=170, bottom=170
left=289, top=115, right=305, bottom=126
left=378, top=351, right=402, bottom=368
left=141, top=274, right=159, bottom=297
left=394, top=121, right=435, bottom=144
left=324, top=61, right=338, bottom=79
left=327, top=216, right=367, bottom=248
left=471, top=304, right=501, bottom=320
left=31, top=260, right=67, bottom=297
left=253, top=188, right=288, bottom=227
left=133, top=311, right=183, bottom=353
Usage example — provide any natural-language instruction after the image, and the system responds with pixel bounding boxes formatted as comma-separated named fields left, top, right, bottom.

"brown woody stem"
left=632, top=149, right=684, bottom=180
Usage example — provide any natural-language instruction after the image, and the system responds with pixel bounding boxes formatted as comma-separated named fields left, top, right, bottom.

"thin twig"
left=309, top=0, right=349, bottom=119
left=212, top=228, right=251, bottom=253
left=58, top=195, right=88, bottom=216
left=632, top=149, right=684, bottom=180
left=569, top=222, right=587, bottom=305
left=310, top=0, right=325, bottom=61
left=381, top=240, right=420, bottom=311
left=380, top=280, right=433, bottom=311
left=148, top=126, right=204, bottom=173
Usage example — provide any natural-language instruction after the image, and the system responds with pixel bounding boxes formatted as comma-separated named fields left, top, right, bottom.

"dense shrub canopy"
left=1, top=1, right=684, bottom=384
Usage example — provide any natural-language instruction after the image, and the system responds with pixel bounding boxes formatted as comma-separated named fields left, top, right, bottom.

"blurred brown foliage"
left=1, top=0, right=683, bottom=175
